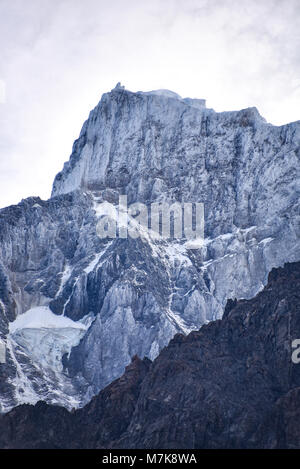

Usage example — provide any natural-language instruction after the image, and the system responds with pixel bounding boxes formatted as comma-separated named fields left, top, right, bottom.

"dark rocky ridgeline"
left=0, top=261, right=300, bottom=449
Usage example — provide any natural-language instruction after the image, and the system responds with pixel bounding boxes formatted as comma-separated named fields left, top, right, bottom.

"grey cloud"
left=0, top=0, right=299, bottom=208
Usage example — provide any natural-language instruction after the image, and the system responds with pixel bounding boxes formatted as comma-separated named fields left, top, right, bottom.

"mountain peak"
left=0, top=83, right=299, bottom=416
left=113, top=82, right=125, bottom=91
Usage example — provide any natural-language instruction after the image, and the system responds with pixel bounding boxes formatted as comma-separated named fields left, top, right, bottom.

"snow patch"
left=56, top=265, right=73, bottom=298
left=139, top=89, right=182, bottom=100
left=164, top=243, right=192, bottom=266
left=9, top=306, right=86, bottom=334
left=8, top=307, right=93, bottom=374
left=259, top=237, right=274, bottom=246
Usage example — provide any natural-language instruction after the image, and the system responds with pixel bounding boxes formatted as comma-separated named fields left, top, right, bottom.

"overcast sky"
left=1, top=0, right=300, bottom=208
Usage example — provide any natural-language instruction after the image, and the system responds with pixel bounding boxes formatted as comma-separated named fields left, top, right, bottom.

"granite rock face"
left=0, top=261, right=299, bottom=449
left=0, top=85, right=299, bottom=411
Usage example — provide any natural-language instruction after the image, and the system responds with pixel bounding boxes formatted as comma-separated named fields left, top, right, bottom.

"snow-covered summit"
left=138, top=89, right=183, bottom=99
left=113, top=84, right=207, bottom=108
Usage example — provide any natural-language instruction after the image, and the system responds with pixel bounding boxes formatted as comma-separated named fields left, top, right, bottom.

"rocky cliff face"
left=0, top=261, right=299, bottom=449
left=0, top=85, right=299, bottom=412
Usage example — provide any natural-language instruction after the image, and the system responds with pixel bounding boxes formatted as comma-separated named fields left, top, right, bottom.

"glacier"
left=8, top=306, right=91, bottom=373
left=0, top=84, right=299, bottom=412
